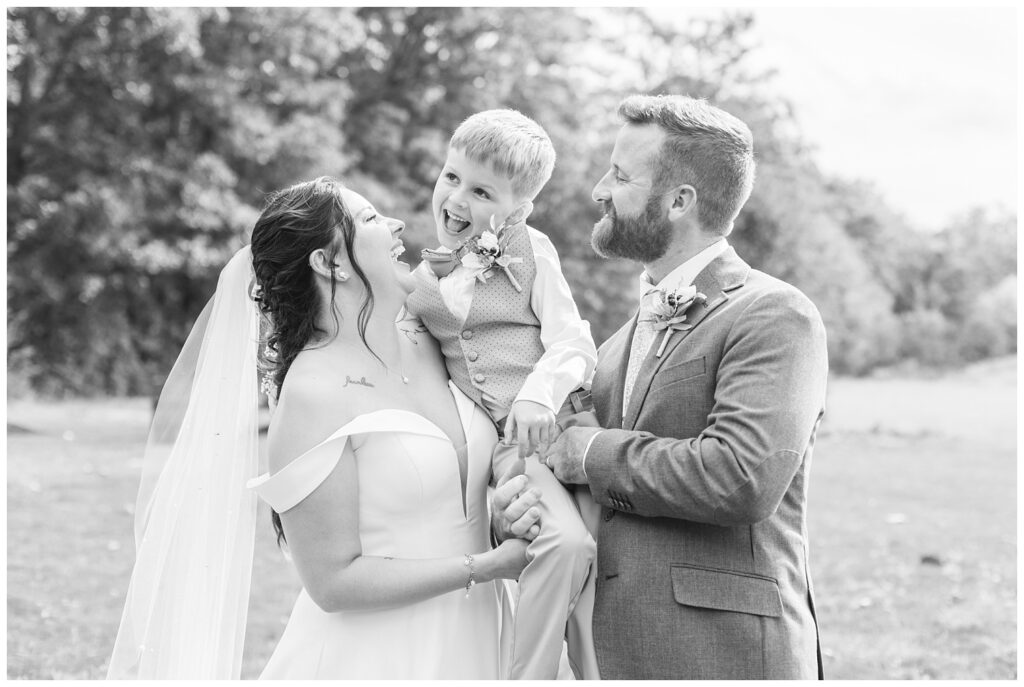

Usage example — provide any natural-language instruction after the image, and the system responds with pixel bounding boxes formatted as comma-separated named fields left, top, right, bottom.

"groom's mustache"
left=599, top=200, right=616, bottom=220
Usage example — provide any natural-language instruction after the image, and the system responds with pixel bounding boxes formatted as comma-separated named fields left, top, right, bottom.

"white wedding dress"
left=247, top=382, right=503, bottom=679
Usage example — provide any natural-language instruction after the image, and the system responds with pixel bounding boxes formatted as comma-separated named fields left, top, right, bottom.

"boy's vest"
left=407, top=224, right=544, bottom=421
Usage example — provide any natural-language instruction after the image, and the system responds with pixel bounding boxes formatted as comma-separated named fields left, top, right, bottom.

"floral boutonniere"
left=642, top=285, right=708, bottom=357
left=459, top=218, right=524, bottom=291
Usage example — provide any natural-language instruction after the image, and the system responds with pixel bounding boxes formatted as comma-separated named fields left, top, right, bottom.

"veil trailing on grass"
left=107, top=246, right=261, bottom=679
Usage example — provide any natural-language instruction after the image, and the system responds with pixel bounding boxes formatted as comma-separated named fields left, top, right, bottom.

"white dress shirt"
left=582, top=238, right=730, bottom=477
left=639, top=237, right=730, bottom=297
left=435, top=226, right=597, bottom=413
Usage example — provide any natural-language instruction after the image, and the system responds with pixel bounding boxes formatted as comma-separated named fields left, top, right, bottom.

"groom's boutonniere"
left=459, top=216, right=524, bottom=291
left=643, top=285, right=708, bottom=357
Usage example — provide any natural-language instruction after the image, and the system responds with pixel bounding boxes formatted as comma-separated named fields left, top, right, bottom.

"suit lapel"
left=593, top=316, right=635, bottom=429
left=622, top=247, right=751, bottom=430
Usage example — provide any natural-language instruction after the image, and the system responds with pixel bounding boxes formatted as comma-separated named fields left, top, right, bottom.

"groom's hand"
left=539, top=426, right=601, bottom=485
left=491, top=463, right=542, bottom=543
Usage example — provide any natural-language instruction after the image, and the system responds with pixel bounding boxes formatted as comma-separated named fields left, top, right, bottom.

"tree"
left=7, top=8, right=355, bottom=394
left=7, top=7, right=1015, bottom=395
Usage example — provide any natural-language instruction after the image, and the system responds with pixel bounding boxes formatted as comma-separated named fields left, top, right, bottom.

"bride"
left=108, top=177, right=540, bottom=679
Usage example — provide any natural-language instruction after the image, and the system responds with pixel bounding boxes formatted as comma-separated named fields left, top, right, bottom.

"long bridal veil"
left=107, top=246, right=262, bottom=679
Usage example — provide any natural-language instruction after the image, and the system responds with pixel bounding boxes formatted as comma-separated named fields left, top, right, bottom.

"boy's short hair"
left=449, top=109, right=556, bottom=201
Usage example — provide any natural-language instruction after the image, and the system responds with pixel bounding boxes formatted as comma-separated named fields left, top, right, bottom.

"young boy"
left=406, top=109, right=599, bottom=680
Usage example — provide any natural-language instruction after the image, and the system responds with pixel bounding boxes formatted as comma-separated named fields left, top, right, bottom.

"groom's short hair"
left=450, top=109, right=556, bottom=201
left=619, top=94, right=756, bottom=235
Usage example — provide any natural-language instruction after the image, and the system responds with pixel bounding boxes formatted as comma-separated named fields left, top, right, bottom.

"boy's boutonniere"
left=642, top=285, right=708, bottom=357
left=459, top=215, right=523, bottom=291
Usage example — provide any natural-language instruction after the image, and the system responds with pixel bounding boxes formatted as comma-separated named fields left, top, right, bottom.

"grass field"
left=6, top=357, right=1017, bottom=679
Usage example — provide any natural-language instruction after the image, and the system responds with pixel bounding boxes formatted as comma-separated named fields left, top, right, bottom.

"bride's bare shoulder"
left=268, top=352, right=363, bottom=472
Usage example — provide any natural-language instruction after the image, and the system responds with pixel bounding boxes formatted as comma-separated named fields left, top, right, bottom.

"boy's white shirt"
left=426, top=226, right=597, bottom=413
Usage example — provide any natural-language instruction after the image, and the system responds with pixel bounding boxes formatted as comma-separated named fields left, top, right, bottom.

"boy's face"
left=432, top=147, right=524, bottom=249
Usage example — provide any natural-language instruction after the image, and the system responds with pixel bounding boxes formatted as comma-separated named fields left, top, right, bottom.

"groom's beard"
left=591, top=195, right=672, bottom=264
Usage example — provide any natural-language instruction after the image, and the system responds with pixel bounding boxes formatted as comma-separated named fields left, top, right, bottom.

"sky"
left=664, top=6, right=1017, bottom=230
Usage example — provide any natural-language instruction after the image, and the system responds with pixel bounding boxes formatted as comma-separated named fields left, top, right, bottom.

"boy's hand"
left=504, top=400, right=557, bottom=459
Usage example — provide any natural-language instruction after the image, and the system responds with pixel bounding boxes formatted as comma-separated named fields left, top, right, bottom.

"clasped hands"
left=490, top=402, right=603, bottom=543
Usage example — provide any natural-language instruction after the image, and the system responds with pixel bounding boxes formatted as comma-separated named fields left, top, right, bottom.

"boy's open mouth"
left=442, top=209, right=471, bottom=236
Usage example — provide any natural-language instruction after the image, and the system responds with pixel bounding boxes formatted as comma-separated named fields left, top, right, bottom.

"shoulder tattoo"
left=399, top=323, right=429, bottom=344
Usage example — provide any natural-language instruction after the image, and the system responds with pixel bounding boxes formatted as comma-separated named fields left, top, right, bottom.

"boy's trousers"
left=492, top=443, right=601, bottom=680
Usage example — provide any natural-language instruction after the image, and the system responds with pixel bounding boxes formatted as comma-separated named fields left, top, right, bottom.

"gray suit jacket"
left=586, top=247, right=827, bottom=679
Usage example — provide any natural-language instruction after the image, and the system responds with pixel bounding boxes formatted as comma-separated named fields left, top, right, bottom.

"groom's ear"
left=666, top=184, right=697, bottom=222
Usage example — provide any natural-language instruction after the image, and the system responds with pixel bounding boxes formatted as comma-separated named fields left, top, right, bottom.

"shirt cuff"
left=512, top=387, right=557, bottom=414
left=581, top=430, right=603, bottom=481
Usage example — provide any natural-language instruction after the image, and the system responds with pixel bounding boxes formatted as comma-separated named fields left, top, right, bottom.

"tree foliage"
left=6, top=7, right=1016, bottom=395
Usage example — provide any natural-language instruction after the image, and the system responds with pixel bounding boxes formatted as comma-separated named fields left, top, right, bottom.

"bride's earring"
left=333, top=264, right=354, bottom=282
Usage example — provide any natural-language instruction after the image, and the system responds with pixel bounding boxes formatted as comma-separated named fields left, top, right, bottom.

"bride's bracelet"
left=463, top=553, right=476, bottom=597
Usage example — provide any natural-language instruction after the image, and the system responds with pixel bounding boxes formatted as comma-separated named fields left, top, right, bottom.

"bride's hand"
left=491, top=464, right=542, bottom=543
left=478, top=538, right=532, bottom=582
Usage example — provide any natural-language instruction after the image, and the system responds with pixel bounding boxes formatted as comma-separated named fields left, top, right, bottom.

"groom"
left=542, top=94, right=828, bottom=679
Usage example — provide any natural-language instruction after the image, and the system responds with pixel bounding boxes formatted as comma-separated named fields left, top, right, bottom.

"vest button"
left=467, top=351, right=479, bottom=362
left=473, top=373, right=486, bottom=383
left=462, top=330, right=473, bottom=340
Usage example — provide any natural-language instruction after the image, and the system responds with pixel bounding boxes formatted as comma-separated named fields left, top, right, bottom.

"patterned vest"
left=407, top=224, right=544, bottom=421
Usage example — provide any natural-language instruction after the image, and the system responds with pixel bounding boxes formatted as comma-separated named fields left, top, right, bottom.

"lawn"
left=6, top=357, right=1017, bottom=679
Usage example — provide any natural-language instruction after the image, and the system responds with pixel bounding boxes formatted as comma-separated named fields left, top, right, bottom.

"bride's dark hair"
left=249, top=176, right=375, bottom=545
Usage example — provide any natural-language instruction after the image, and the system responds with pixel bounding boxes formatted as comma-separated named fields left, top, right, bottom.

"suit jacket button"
left=473, top=373, right=486, bottom=383
left=462, top=330, right=473, bottom=340
left=467, top=351, right=478, bottom=362
left=603, top=510, right=615, bottom=522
